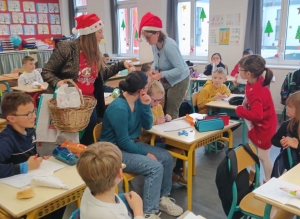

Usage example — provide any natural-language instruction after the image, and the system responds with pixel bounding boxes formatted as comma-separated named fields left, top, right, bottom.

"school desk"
left=12, top=85, right=46, bottom=108
left=254, top=163, right=300, bottom=218
left=147, top=120, right=240, bottom=211
left=205, top=94, right=247, bottom=143
left=0, top=157, right=85, bottom=219
left=0, top=118, right=6, bottom=132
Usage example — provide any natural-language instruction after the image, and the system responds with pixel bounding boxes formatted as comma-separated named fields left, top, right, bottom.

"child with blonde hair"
left=236, top=54, right=277, bottom=182
left=18, top=56, right=43, bottom=86
left=77, top=142, right=144, bottom=219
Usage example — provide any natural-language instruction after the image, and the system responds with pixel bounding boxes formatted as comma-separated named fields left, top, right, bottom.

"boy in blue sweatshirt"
left=0, top=92, right=43, bottom=178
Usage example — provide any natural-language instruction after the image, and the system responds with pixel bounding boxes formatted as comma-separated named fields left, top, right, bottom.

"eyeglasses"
left=144, top=33, right=154, bottom=40
left=151, top=97, right=165, bottom=103
left=12, top=109, right=36, bottom=119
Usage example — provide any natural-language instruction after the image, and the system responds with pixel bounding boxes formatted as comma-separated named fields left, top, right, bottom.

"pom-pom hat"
left=72, top=14, right=104, bottom=35
left=139, top=12, right=163, bottom=39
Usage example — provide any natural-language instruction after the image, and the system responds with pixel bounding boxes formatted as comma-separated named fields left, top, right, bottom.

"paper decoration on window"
left=200, top=8, right=206, bottom=22
left=289, top=26, right=292, bottom=29
left=51, top=25, right=61, bottom=34
left=0, top=24, right=9, bottom=35
left=182, top=5, right=186, bottom=11
left=50, top=14, right=60, bottom=24
left=182, top=37, right=185, bottom=40
left=48, top=3, right=59, bottom=13
left=121, top=19, right=125, bottom=30
left=23, top=25, right=35, bottom=35
left=297, top=7, right=300, bottom=14
left=38, top=24, right=49, bottom=34
left=272, top=42, right=275, bottom=46
left=38, top=14, right=47, bottom=23
left=25, top=14, right=37, bottom=24
left=8, top=1, right=20, bottom=12
left=36, top=3, right=48, bottom=13
left=12, top=12, right=24, bottom=23
left=0, top=1, right=7, bottom=11
left=135, top=29, right=138, bottom=39
left=264, top=20, right=273, bottom=37
left=274, top=54, right=279, bottom=58
left=133, top=10, right=137, bottom=15
left=23, top=1, right=35, bottom=12
left=0, top=13, right=11, bottom=24
left=190, top=45, right=194, bottom=54
left=269, top=2, right=273, bottom=6
left=10, top=24, right=23, bottom=34
left=296, top=26, right=300, bottom=42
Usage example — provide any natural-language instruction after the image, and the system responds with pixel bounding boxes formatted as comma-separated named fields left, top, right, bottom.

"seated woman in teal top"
left=100, top=71, right=183, bottom=218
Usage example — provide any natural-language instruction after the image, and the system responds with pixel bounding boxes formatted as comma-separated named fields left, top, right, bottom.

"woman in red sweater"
left=235, top=54, right=277, bottom=181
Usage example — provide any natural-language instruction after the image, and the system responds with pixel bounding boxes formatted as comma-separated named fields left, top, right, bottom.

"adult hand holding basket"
left=47, top=79, right=97, bottom=132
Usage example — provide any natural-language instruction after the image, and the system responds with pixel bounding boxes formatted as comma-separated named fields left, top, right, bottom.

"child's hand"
left=156, top=117, right=165, bottom=125
left=139, top=93, right=151, bottom=105
left=221, top=95, right=228, bottom=99
left=57, top=80, right=66, bottom=87
left=43, top=155, right=50, bottom=160
left=165, top=114, right=172, bottom=122
left=151, top=72, right=162, bottom=80
left=27, top=155, right=43, bottom=171
left=124, top=191, right=143, bottom=217
left=280, top=136, right=299, bottom=149
left=213, top=93, right=223, bottom=100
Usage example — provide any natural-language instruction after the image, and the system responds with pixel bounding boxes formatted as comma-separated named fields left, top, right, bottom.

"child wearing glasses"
left=139, top=80, right=187, bottom=186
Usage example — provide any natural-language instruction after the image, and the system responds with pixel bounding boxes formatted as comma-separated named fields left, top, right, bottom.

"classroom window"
left=75, top=0, right=87, bottom=17
left=117, top=0, right=139, bottom=56
left=261, top=0, right=300, bottom=65
left=177, top=0, right=209, bottom=60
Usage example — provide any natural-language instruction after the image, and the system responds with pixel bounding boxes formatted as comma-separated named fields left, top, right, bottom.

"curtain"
left=244, top=0, right=263, bottom=54
left=69, top=0, right=76, bottom=35
left=110, top=0, right=118, bottom=54
left=166, top=0, right=178, bottom=43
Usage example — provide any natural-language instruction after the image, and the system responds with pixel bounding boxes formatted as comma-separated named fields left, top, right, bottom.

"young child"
left=203, top=53, right=226, bottom=76
left=139, top=80, right=187, bottom=186
left=236, top=54, right=277, bottom=182
left=77, top=142, right=144, bottom=219
left=103, top=53, right=110, bottom=63
left=18, top=56, right=44, bottom=86
left=141, top=62, right=154, bottom=82
left=230, top=48, right=253, bottom=77
left=271, top=91, right=300, bottom=156
left=197, top=67, right=230, bottom=114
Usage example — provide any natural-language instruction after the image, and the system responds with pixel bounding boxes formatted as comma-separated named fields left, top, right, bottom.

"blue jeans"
left=121, top=142, right=173, bottom=214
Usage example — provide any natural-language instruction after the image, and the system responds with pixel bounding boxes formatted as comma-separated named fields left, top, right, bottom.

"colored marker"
left=280, top=187, right=300, bottom=198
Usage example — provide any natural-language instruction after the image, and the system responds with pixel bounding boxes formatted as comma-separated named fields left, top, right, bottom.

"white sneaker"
left=158, top=196, right=183, bottom=216
left=144, top=212, right=162, bottom=219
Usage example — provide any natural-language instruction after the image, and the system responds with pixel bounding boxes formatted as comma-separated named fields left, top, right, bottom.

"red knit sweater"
left=236, top=76, right=277, bottom=149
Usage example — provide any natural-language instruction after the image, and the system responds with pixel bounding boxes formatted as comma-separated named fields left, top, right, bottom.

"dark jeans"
left=80, top=108, right=97, bottom=145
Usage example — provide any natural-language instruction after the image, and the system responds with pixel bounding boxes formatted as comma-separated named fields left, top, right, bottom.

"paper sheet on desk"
left=104, top=92, right=111, bottom=98
left=152, top=120, right=191, bottom=132
left=0, top=160, right=66, bottom=188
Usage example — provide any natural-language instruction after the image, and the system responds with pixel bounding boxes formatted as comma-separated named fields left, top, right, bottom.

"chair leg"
left=124, top=179, right=130, bottom=193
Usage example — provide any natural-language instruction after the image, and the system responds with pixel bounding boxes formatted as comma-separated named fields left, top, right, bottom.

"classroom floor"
left=37, top=118, right=283, bottom=219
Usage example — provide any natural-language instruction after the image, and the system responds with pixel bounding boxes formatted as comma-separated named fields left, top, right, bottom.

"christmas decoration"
left=264, top=20, right=273, bottom=37
left=289, top=26, right=292, bottom=29
left=190, top=45, right=194, bottom=54
left=182, top=5, right=186, bottom=11
left=133, top=10, right=137, bottom=15
left=182, top=37, right=185, bottom=40
left=121, top=19, right=125, bottom=30
left=269, top=2, right=273, bottom=6
left=135, top=30, right=138, bottom=39
left=200, top=8, right=206, bottom=22
left=296, top=26, right=300, bottom=42
left=298, top=7, right=300, bottom=14
left=274, top=54, right=279, bottom=58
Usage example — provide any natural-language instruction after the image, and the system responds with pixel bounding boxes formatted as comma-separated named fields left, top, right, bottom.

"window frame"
left=117, top=0, right=138, bottom=57
left=178, top=0, right=209, bottom=61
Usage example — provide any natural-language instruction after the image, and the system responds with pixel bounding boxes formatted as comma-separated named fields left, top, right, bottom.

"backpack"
left=271, top=148, right=300, bottom=178
left=215, top=144, right=260, bottom=219
left=290, top=69, right=300, bottom=94
left=280, top=69, right=300, bottom=105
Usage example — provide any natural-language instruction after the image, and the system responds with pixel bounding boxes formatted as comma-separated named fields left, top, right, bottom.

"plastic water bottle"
left=112, top=88, right=120, bottom=99
left=212, top=63, right=216, bottom=73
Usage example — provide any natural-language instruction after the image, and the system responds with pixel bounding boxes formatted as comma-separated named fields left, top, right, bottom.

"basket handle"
left=65, top=79, right=84, bottom=107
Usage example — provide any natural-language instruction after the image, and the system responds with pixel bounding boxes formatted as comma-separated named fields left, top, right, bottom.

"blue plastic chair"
left=69, top=209, right=80, bottom=219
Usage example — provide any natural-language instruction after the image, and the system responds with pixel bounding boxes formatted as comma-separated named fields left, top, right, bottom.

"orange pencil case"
left=60, top=140, right=87, bottom=157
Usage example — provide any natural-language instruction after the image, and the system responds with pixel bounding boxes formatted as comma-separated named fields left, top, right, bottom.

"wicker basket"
left=47, top=79, right=97, bottom=132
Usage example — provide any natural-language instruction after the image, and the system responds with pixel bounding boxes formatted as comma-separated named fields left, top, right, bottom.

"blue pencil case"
left=52, top=146, right=78, bottom=166
left=194, top=118, right=224, bottom=132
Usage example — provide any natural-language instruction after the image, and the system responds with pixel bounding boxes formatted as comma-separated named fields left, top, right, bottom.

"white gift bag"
left=36, top=94, right=79, bottom=143
left=55, top=84, right=81, bottom=108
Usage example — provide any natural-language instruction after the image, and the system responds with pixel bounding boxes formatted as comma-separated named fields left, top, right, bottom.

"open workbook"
left=253, top=177, right=300, bottom=209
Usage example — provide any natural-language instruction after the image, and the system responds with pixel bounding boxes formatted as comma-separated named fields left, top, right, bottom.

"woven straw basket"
left=47, top=79, right=97, bottom=132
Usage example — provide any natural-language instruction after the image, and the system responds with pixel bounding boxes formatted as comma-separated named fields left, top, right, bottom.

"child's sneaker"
left=158, top=196, right=183, bottom=216
left=211, top=141, right=226, bottom=152
left=144, top=213, right=161, bottom=219
left=177, top=176, right=187, bottom=187
left=172, top=173, right=187, bottom=187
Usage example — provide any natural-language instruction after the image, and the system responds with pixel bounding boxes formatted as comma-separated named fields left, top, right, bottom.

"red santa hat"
left=72, top=14, right=104, bottom=36
left=139, top=12, right=163, bottom=40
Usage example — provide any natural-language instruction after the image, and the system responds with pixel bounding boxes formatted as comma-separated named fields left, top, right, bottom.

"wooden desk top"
left=0, top=73, right=19, bottom=80
left=0, top=158, right=85, bottom=218
left=105, top=95, right=114, bottom=106
left=190, top=75, right=235, bottom=82
left=254, top=164, right=300, bottom=216
left=11, top=85, right=44, bottom=93
left=0, top=118, right=6, bottom=124
left=205, top=94, right=244, bottom=110
left=109, top=74, right=127, bottom=80
left=146, top=120, right=240, bottom=144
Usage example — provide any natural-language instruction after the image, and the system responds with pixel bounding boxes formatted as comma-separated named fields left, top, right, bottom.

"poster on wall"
left=37, top=24, right=49, bottom=34
left=10, top=24, right=23, bottom=34
left=50, top=25, right=61, bottom=34
left=23, top=24, right=35, bottom=35
left=219, top=28, right=230, bottom=45
left=0, top=1, right=7, bottom=11
left=48, top=3, right=59, bottom=13
left=230, top=27, right=241, bottom=45
left=8, top=1, right=20, bottom=12
left=49, top=14, right=60, bottom=24
left=211, top=15, right=224, bottom=27
left=209, top=28, right=219, bottom=45
left=23, top=1, right=35, bottom=12
left=0, top=24, right=10, bottom=35
left=25, top=13, right=37, bottom=24
left=36, top=3, right=48, bottom=13
left=226, top=14, right=241, bottom=26
left=12, top=12, right=24, bottom=23
left=38, top=14, right=48, bottom=23
left=0, top=13, right=11, bottom=24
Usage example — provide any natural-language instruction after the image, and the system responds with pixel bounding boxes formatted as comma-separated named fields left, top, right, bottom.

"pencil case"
left=194, top=118, right=224, bottom=132
left=206, top=113, right=230, bottom=126
left=52, top=146, right=78, bottom=166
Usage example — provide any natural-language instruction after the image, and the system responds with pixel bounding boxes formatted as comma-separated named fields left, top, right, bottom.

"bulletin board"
left=0, top=0, right=62, bottom=40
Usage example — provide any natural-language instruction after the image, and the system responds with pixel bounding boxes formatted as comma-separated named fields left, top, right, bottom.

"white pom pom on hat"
left=72, top=28, right=78, bottom=35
